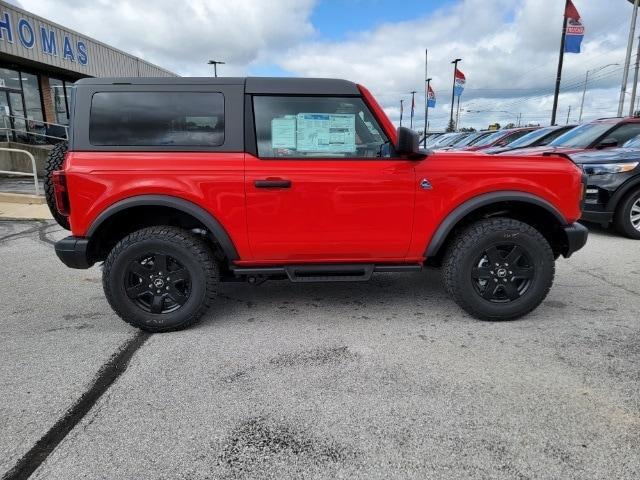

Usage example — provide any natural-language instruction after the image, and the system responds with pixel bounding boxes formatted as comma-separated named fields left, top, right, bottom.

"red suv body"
left=51, top=77, right=587, bottom=331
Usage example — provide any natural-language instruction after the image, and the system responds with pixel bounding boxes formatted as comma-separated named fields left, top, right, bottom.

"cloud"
left=15, top=0, right=638, bottom=129
left=278, top=0, right=634, bottom=129
left=16, top=0, right=316, bottom=76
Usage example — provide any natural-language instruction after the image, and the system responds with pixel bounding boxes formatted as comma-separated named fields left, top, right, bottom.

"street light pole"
left=630, top=35, right=640, bottom=116
left=449, top=58, right=462, bottom=131
left=424, top=77, right=432, bottom=148
left=410, top=90, right=417, bottom=129
left=207, top=60, right=225, bottom=77
left=579, top=63, right=619, bottom=122
left=619, top=0, right=640, bottom=116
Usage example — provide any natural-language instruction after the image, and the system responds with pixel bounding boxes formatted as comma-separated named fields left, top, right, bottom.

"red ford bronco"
left=48, top=77, right=588, bottom=331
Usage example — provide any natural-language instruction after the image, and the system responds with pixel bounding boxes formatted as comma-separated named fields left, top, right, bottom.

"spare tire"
left=44, top=141, right=70, bottom=230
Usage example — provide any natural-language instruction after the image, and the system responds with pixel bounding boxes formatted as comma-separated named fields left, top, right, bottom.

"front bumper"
left=55, top=236, right=93, bottom=269
left=561, top=222, right=588, bottom=258
left=580, top=208, right=613, bottom=226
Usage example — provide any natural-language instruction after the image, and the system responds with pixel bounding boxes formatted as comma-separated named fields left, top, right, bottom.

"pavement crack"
left=1, top=331, right=150, bottom=480
left=0, top=221, right=49, bottom=245
left=570, top=264, right=640, bottom=296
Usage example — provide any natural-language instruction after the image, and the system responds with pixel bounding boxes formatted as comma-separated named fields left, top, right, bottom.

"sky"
left=10, top=0, right=639, bottom=131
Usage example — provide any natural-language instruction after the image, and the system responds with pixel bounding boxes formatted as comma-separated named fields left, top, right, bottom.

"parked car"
left=570, top=135, right=640, bottom=239
left=48, top=76, right=587, bottom=331
left=462, top=127, right=538, bottom=151
left=443, top=131, right=494, bottom=150
left=428, top=132, right=470, bottom=149
left=485, top=125, right=576, bottom=154
left=503, top=117, right=640, bottom=156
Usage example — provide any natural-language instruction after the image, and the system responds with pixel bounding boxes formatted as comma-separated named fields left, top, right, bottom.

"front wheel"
left=442, top=218, right=555, bottom=321
left=103, top=226, right=219, bottom=332
left=613, top=189, right=640, bottom=240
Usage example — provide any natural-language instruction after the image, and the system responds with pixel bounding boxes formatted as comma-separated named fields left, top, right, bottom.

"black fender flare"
left=424, top=191, right=567, bottom=257
left=87, top=195, right=239, bottom=261
left=606, top=176, right=640, bottom=212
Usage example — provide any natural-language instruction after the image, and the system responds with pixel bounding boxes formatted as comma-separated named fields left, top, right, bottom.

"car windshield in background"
left=431, top=133, right=460, bottom=147
left=505, top=127, right=555, bottom=148
left=452, top=132, right=489, bottom=148
left=549, top=123, right=612, bottom=148
left=623, top=134, right=640, bottom=148
left=472, top=130, right=504, bottom=147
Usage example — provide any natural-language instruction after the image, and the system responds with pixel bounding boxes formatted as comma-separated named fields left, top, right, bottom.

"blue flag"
left=427, top=84, right=436, bottom=108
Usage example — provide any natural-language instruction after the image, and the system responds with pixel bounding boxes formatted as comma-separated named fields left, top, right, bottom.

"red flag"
left=565, top=0, right=580, bottom=21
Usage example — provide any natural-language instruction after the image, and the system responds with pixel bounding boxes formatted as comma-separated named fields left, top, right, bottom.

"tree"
left=446, top=119, right=456, bottom=132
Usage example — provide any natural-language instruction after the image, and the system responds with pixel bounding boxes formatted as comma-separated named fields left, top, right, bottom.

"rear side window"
left=89, top=92, right=224, bottom=146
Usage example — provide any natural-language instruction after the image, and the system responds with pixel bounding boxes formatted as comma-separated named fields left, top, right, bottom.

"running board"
left=231, top=264, right=422, bottom=283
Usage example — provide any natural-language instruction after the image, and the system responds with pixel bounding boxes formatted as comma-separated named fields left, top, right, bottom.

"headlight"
left=582, top=162, right=639, bottom=175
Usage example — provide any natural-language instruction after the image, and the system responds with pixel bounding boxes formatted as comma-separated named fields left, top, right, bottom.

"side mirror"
left=396, top=127, right=420, bottom=156
left=597, top=137, right=618, bottom=149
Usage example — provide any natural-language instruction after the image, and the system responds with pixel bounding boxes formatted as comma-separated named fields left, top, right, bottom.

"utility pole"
left=423, top=49, right=428, bottom=147
left=630, top=35, right=640, bottom=116
left=399, top=99, right=404, bottom=127
left=449, top=58, right=462, bottom=131
left=619, top=0, right=640, bottom=116
left=566, top=105, right=572, bottom=125
left=517, top=112, right=522, bottom=127
left=551, top=0, right=570, bottom=126
left=207, top=60, right=225, bottom=77
left=424, top=78, right=432, bottom=148
left=410, top=90, right=417, bottom=130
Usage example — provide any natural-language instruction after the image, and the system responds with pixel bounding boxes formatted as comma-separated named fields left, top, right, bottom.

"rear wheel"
left=613, top=189, right=640, bottom=240
left=43, top=141, right=70, bottom=230
left=442, top=218, right=555, bottom=321
left=103, top=226, right=219, bottom=332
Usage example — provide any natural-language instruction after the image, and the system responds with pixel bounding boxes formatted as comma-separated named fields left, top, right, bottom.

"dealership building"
left=0, top=0, right=176, bottom=143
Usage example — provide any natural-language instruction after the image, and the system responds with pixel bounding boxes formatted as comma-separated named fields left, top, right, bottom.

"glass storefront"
left=49, top=78, right=69, bottom=125
left=0, top=66, right=45, bottom=143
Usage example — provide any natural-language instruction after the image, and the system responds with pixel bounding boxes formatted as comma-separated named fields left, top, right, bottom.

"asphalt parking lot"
left=1, top=219, right=639, bottom=480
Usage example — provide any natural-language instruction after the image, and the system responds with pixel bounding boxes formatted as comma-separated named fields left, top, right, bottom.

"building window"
left=49, top=78, right=68, bottom=125
left=0, top=67, right=22, bottom=90
left=21, top=72, right=44, bottom=123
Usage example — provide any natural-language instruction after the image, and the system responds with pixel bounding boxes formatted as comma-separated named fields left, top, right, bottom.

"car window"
left=502, top=130, right=533, bottom=145
left=606, top=123, right=640, bottom=146
left=472, top=131, right=504, bottom=147
left=549, top=123, right=613, bottom=148
left=506, top=127, right=553, bottom=148
left=623, top=134, right=640, bottom=148
left=253, top=96, right=390, bottom=158
left=538, top=127, right=573, bottom=146
left=89, top=92, right=224, bottom=146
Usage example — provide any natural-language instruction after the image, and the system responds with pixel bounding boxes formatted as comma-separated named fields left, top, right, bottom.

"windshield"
left=432, top=133, right=461, bottom=147
left=505, top=127, right=555, bottom=148
left=472, top=130, right=504, bottom=147
left=452, top=132, right=489, bottom=148
left=549, top=123, right=612, bottom=148
left=623, top=134, right=640, bottom=148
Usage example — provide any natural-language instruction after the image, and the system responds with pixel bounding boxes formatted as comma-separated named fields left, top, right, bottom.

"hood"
left=569, top=147, right=640, bottom=164
left=498, top=145, right=589, bottom=157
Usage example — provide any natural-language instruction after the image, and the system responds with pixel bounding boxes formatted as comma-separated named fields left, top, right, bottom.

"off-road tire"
left=44, top=141, right=70, bottom=230
left=442, top=217, right=555, bottom=321
left=613, top=188, right=640, bottom=240
left=103, top=226, right=219, bottom=332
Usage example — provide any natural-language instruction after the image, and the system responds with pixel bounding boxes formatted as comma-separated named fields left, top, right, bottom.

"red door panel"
left=244, top=154, right=416, bottom=262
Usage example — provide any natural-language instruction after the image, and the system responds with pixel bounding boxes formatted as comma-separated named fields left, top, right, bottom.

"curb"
left=0, top=192, right=46, bottom=205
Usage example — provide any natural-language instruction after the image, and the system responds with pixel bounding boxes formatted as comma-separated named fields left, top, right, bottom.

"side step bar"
left=231, top=264, right=422, bottom=283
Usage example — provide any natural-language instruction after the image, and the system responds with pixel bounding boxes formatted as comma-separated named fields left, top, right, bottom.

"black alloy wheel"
left=471, top=244, right=534, bottom=302
left=125, top=253, right=191, bottom=314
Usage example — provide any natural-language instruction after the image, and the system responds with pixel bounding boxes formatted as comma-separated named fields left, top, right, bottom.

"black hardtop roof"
left=74, top=77, right=360, bottom=95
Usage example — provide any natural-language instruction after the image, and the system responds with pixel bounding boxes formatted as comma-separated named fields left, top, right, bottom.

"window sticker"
left=271, top=116, right=297, bottom=149
left=296, top=113, right=356, bottom=153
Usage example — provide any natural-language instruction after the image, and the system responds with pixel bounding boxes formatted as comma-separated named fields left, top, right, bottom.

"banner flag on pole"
left=427, top=84, right=436, bottom=108
left=564, top=0, right=584, bottom=53
left=454, top=69, right=466, bottom=97
left=410, top=94, right=415, bottom=122
left=399, top=99, right=403, bottom=125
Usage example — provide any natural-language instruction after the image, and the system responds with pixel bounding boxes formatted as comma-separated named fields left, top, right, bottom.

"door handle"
left=254, top=179, right=292, bottom=189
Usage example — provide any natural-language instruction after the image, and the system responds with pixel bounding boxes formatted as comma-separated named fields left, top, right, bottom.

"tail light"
left=52, top=171, right=70, bottom=216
